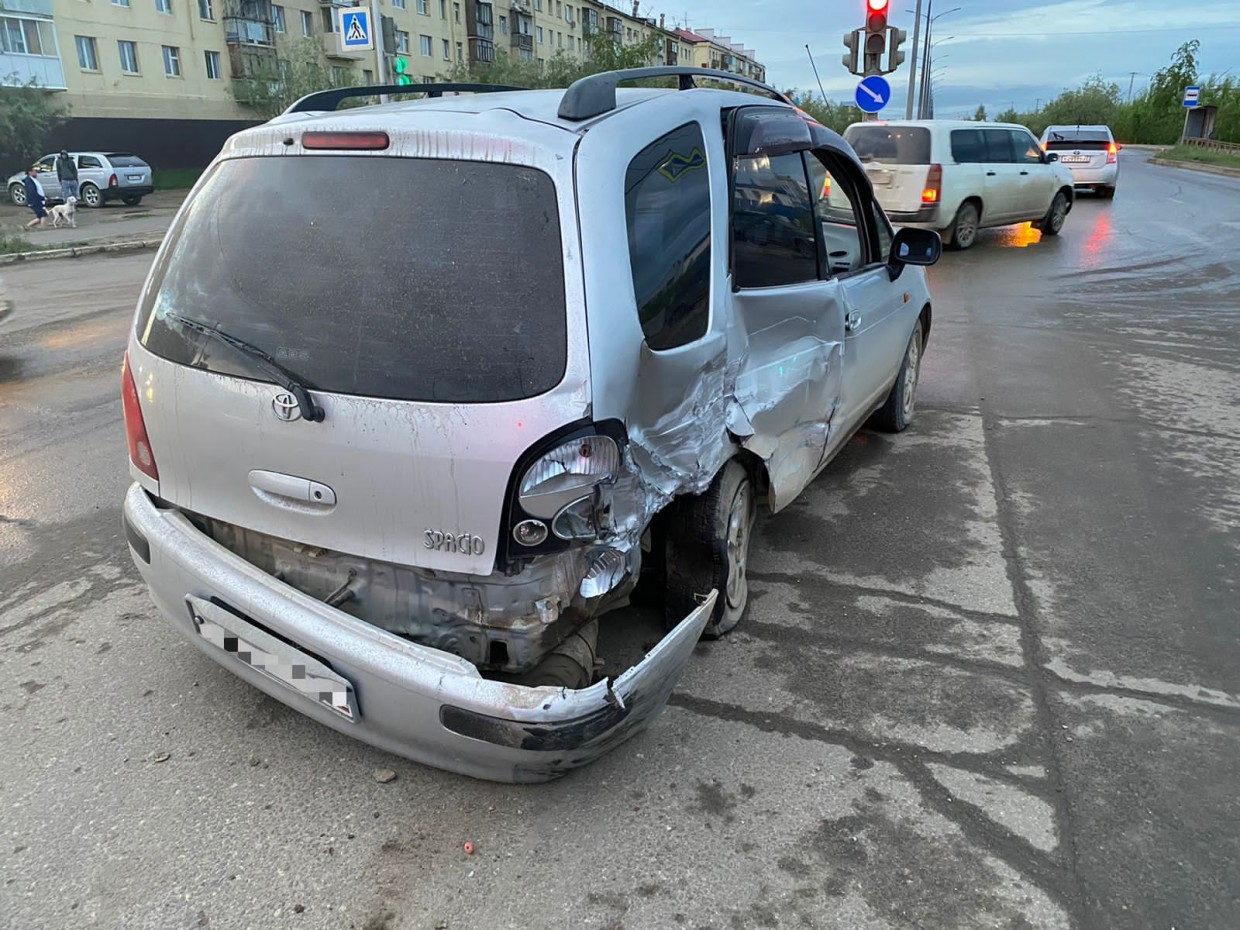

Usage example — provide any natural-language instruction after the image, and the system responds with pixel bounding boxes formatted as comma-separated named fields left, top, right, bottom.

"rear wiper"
left=165, top=313, right=325, bottom=423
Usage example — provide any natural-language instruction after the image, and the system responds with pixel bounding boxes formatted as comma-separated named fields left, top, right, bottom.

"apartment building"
left=1, top=0, right=763, bottom=167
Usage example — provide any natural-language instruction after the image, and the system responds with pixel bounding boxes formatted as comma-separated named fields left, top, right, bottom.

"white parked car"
left=843, top=119, right=1077, bottom=250
left=1039, top=125, right=1120, bottom=198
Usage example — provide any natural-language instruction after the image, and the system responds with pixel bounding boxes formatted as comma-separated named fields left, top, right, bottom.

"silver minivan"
left=7, top=151, right=154, bottom=207
left=121, top=70, right=940, bottom=782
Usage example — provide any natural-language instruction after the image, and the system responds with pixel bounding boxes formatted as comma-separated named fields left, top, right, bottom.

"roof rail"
left=285, top=82, right=528, bottom=115
left=557, top=66, right=791, bottom=121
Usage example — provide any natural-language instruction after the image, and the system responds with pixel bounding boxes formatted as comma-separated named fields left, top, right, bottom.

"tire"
left=664, top=460, right=756, bottom=639
left=8, top=182, right=27, bottom=206
left=871, top=319, right=925, bottom=433
left=121, top=194, right=142, bottom=206
left=945, top=201, right=980, bottom=250
left=1098, top=185, right=1116, bottom=200
left=1040, top=191, right=1069, bottom=235
left=79, top=183, right=102, bottom=208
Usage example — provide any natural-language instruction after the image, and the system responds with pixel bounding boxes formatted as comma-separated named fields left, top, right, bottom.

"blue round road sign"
left=855, top=75, right=892, bottom=113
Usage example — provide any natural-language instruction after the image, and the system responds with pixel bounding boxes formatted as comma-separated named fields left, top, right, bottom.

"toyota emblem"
left=272, top=392, right=301, bottom=422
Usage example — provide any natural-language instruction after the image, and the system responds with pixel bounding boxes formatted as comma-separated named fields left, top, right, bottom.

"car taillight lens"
left=122, top=352, right=158, bottom=481
left=109, top=173, right=118, bottom=188
left=1106, top=142, right=1117, bottom=164
left=922, top=163, right=942, bottom=204
left=519, top=435, right=619, bottom=517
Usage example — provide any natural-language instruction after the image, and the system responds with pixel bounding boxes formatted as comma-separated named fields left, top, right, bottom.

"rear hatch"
left=127, top=124, right=587, bottom=577
left=843, top=124, right=932, bottom=213
left=107, top=153, right=153, bottom=190
left=1042, top=130, right=1111, bottom=170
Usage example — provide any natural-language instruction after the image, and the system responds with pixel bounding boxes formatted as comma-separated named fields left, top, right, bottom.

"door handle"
left=986, top=171, right=996, bottom=176
left=1020, top=170, right=1030, bottom=175
left=845, top=310, right=862, bottom=331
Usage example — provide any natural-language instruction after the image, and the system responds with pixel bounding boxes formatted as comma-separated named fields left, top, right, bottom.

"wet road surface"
left=1, top=151, right=1238, bottom=929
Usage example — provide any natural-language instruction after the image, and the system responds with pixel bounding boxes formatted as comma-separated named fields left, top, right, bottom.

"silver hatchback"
left=121, top=69, right=940, bottom=782
left=7, top=151, right=154, bottom=207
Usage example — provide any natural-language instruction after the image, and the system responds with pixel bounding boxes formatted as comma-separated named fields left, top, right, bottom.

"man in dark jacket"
left=23, top=167, right=48, bottom=229
left=55, top=150, right=78, bottom=202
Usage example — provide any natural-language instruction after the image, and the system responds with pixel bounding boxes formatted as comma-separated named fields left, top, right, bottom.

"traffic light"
left=864, top=0, right=889, bottom=75
left=381, top=15, right=396, bottom=53
left=842, top=30, right=861, bottom=75
left=887, top=26, right=907, bottom=72
left=393, top=55, right=411, bottom=86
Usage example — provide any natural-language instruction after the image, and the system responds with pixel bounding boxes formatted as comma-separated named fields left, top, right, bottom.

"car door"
left=1009, top=129, right=1054, bottom=220
left=805, top=150, right=912, bottom=448
left=980, top=129, right=1023, bottom=224
left=35, top=155, right=59, bottom=202
left=75, top=154, right=107, bottom=198
left=723, top=107, right=846, bottom=511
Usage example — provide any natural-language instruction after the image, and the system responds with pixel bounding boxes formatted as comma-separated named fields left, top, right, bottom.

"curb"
left=0, top=298, right=11, bottom=325
left=1149, top=156, right=1240, bottom=179
left=0, top=237, right=163, bottom=266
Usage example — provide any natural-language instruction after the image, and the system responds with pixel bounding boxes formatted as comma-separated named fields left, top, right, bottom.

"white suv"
left=843, top=119, right=1076, bottom=250
left=1039, top=125, right=1120, bottom=198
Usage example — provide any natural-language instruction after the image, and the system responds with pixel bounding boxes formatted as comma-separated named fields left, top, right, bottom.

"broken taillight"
left=922, top=163, right=942, bottom=204
left=122, top=351, right=159, bottom=481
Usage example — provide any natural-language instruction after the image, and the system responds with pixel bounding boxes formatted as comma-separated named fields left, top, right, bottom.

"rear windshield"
left=844, top=126, right=932, bottom=165
left=1043, top=130, right=1110, bottom=150
left=106, top=154, right=148, bottom=167
left=137, top=156, right=567, bottom=403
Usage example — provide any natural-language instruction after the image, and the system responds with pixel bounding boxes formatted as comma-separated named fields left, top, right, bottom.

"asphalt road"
left=2, top=151, right=1238, bottom=930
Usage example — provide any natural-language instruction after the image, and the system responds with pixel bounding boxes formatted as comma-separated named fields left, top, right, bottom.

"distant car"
left=7, top=152, right=154, bottom=208
left=1039, top=125, right=1120, bottom=198
left=843, top=119, right=1076, bottom=250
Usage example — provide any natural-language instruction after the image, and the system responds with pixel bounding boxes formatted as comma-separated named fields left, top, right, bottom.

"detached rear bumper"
left=123, top=484, right=713, bottom=783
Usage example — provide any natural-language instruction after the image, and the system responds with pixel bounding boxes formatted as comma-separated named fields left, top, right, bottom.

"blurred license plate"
left=867, top=168, right=893, bottom=185
left=127, top=174, right=143, bottom=181
left=1061, top=156, right=1090, bottom=163
left=187, top=595, right=358, bottom=721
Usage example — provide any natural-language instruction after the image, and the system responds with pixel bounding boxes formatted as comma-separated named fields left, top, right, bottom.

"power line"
left=953, top=25, right=1240, bottom=38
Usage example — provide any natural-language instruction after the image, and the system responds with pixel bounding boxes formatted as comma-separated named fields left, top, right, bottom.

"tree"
left=786, top=91, right=863, bottom=134
left=973, top=104, right=988, bottom=121
left=441, top=32, right=663, bottom=89
left=995, top=107, right=1020, bottom=124
left=230, top=39, right=359, bottom=120
left=0, top=76, right=70, bottom=176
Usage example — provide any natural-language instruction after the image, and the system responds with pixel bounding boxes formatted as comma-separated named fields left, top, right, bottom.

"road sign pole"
left=372, top=0, right=389, bottom=103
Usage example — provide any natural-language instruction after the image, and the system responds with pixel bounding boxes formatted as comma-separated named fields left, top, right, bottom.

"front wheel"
left=945, top=201, right=980, bottom=250
left=79, top=183, right=102, bottom=208
left=664, top=460, right=757, bottom=639
left=8, top=182, right=27, bottom=206
left=871, top=319, right=925, bottom=433
left=1040, top=191, right=1069, bottom=235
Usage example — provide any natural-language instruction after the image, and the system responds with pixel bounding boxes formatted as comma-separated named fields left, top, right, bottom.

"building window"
left=453, top=2, right=459, bottom=22
left=74, top=35, right=99, bottom=71
left=534, top=0, right=540, bottom=9
left=419, top=33, right=431, bottom=56
left=394, top=0, right=405, bottom=8
left=363, top=68, right=373, bottom=82
left=113, top=0, right=129, bottom=6
left=499, top=14, right=507, bottom=34
left=557, top=30, right=562, bottom=47
left=156, top=0, right=172, bottom=12
left=536, top=25, right=542, bottom=43
left=567, top=35, right=572, bottom=50
left=162, top=44, right=181, bottom=76
left=204, top=49, right=222, bottom=79
left=555, top=0, right=561, bottom=15
left=300, top=10, right=313, bottom=36
left=441, top=37, right=449, bottom=58
left=331, top=65, right=347, bottom=84
left=456, top=40, right=462, bottom=59
left=439, top=0, right=445, bottom=17
left=198, top=0, right=212, bottom=20
left=320, top=7, right=334, bottom=32
left=565, top=4, right=572, bottom=23
left=393, top=29, right=408, bottom=52
left=416, top=0, right=427, bottom=12
left=118, top=39, right=139, bottom=73
left=2, top=16, right=56, bottom=55
left=272, top=4, right=285, bottom=32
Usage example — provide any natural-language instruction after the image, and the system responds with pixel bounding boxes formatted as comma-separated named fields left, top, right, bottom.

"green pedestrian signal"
left=394, top=56, right=411, bottom=86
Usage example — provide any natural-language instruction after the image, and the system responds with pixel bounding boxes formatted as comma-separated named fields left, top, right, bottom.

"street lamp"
left=919, top=4, right=961, bottom=117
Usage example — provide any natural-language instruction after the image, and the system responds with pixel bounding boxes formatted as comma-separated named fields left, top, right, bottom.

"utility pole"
left=905, top=0, right=923, bottom=118
left=1127, top=71, right=1137, bottom=104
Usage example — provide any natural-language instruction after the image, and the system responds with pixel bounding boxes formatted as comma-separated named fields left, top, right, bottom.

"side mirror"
left=1046, top=152, right=1059, bottom=162
left=889, top=226, right=941, bottom=277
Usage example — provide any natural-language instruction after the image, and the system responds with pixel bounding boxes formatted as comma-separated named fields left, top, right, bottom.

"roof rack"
left=285, top=82, right=528, bottom=115
left=557, top=66, right=791, bottom=122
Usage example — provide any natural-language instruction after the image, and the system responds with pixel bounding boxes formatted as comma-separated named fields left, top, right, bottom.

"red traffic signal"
left=866, top=0, right=889, bottom=33
left=868, top=0, right=889, bottom=10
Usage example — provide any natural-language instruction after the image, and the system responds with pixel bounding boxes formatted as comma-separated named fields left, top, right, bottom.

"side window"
left=951, top=129, right=986, bottom=164
left=871, top=201, right=893, bottom=259
left=1011, top=130, right=1043, bottom=164
left=732, top=152, right=816, bottom=288
left=624, top=123, right=712, bottom=351
left=983, top=129, right=1016, bottom=163
left=804, top=154, right=868, bottom=277
left=37, top=156, right=55, bottom=172
left=79, top=155, right=102, bottom=169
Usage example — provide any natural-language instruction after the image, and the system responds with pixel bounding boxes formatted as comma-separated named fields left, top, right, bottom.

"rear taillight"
left=1106, top=142, right=1117, bottom=164
left=122, top=352, right=158, bottom=481
left=108, top=173, right=118, bottom=188
left=302, top=131, right=390, bottom=150
left=922, top=163, right=942, bottom=204
left=822, top=173, right=832, bottom=198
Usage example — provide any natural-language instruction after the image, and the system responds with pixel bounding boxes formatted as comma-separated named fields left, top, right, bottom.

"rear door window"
left=732, top=152, right=817, bottom=288
left=624, top=123, right=712, bottom=351
left=106, top=154, right=148, bottom=167
left=78, top=155, right=103, bottom=169
left=843, top=126, right=931, bottom=165
left=983, top=129, right=1017, bottom=163
left=137, top=155, right=567, bottom=403
left=951, top=129, right=986, bottom=164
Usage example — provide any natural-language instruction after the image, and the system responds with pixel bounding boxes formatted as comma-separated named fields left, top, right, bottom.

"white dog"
left=48, top=196, right=78, bottom=228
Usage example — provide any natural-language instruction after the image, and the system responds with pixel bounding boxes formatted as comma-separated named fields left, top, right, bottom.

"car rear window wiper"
left=164, top=313, right=325, bottom=422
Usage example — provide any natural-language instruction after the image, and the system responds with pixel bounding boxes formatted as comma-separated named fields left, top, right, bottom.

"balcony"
left=509, top=0, right=530, bottom=11
left=322, top=31, right=365, bottom=59
left=0, top=2, right=65, bottom=89
left=316, top=0, right=353, bottom=5
left=511, top=32, right=532, bottom=51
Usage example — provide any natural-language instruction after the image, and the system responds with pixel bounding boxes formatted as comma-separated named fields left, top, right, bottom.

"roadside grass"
left=152, top=168, right=204, bottom=190
left=1157, top=145, right=1240, bottom=170
left=0, top=232, right=30, bottom=254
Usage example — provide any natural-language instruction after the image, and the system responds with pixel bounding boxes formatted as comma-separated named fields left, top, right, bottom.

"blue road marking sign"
left=341, top=9, right=374, bottom=51
left=1183, top=85, right=1200, bottom=108
left=855, top=75, right=892, bottom=114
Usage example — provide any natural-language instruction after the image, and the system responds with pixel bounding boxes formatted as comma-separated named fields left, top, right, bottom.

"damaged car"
left=121, top=68, right=940, bottom=783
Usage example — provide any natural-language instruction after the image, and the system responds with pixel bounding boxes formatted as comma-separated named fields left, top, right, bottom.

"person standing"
left=23, top=167, right=48, bottom=229
left=55, top=150, right=79, bottom=202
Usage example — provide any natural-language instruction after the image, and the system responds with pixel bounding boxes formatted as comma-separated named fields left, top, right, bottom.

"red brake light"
left=301, top=131, right=390, bottom=150
left=1106, top=141, right=1118, bottom=164
left=109, top=173, right=118, bottom=187
left=922, top=163, right=942, bottom=204
left=122, top=352, right=159, bottom=481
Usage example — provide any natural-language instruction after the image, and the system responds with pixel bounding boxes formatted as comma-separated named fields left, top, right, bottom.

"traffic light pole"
left=371, top=0, right=390, bottom=103
left=906, top=0, right=923, bottom=118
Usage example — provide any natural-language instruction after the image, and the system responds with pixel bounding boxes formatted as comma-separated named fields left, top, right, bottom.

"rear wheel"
left=1040, top=191, right=1069, bottom=235
left=121, top=193, right=142, bottom=206
left=1098, top=185, right=1116, bottom=200
left=79, top=183, right=102, bottom=208
left=945, top=201, right=980, bottom=250
left=8, top=182, right=26, bottom=206
left=871, top=319, right=924, bottom=433
left=664, top=460, right=756, bottom=638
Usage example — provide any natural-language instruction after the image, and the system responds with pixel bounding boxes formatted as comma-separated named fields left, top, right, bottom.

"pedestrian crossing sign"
left=341, top=9, right=373, bottom=51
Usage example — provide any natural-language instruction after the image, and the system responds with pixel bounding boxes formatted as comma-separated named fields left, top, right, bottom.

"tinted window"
left=138, top=156, right=567, bottom=403
left=78, top=155, right=103, bottom=169
left=106, top=154, right=147, bottom=167
left=624, top=124, right=711, bottom=350
left=950, top=129, right=986, bottom=164
left=1011, top=130, right=1043, bottom=164
left=1044, top=129, right=1110, bottom=149
left=733, top=152, right=816, bottom=288
left=844, top=125, right=932, bottom=165
left=983, top=129, right=1016, bottom=163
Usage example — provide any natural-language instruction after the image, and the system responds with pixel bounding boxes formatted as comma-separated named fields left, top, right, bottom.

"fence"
left=1179, top=136, right=1240, bottom=153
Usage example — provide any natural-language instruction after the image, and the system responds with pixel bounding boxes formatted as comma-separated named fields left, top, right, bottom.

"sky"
left=650, top=0, right=1240, bottom=117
